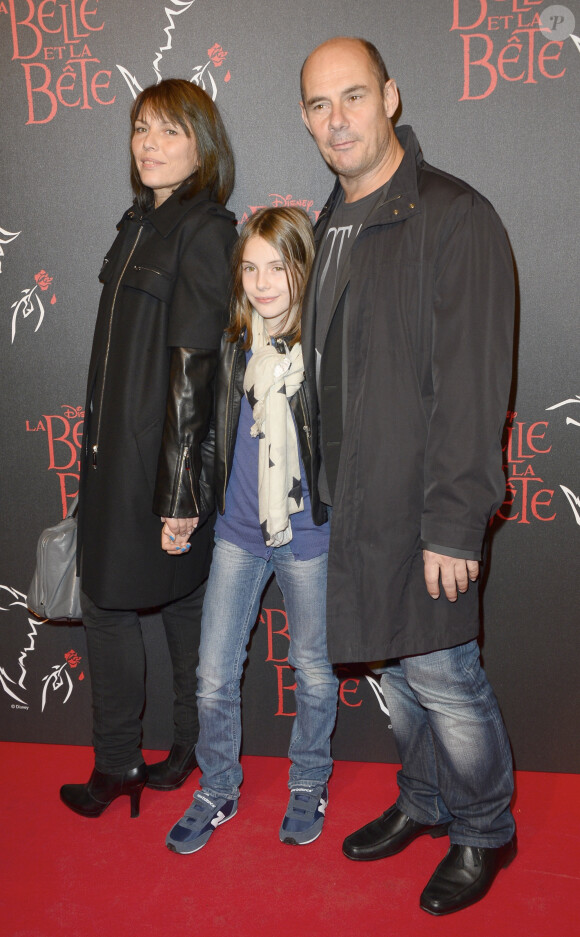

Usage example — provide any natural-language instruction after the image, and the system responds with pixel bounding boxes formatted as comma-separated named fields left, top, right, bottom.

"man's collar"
left=322, top=125, right=422, bottom=231
left=317, top=124, right=422, bottom=224
left=390, top=124, right=422, bottom=196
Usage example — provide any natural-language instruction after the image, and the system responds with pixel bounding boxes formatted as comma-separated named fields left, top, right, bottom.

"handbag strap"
left=66, top=494, right=79, bottom=518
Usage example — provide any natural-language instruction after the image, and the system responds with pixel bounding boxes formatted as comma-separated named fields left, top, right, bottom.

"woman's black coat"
left=78, top=188, right=237, bottom=609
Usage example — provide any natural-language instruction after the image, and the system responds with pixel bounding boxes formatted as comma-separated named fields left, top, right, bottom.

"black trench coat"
left=301, top=126, right=515, bottom=663
left=78, top=188, right=237, bottom=609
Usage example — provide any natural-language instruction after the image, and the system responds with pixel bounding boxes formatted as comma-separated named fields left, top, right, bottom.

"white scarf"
left=243, top=311, right=305, bottom=546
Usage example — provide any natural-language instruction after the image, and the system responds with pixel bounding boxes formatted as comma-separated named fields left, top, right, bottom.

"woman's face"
left=241, top=236, right=293, bottom=336
left=132, top=108, right=198, bottom=208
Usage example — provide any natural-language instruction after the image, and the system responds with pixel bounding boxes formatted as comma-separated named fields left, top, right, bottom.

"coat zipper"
left=92, top=224, right=144, bottom=468
left=297, top=388, right=312, bottom=458
left=222, top=340, right=241, bottom=504
left=182, top=445, right=200, bottom=516
left=132, top=264, right=164, bottom=275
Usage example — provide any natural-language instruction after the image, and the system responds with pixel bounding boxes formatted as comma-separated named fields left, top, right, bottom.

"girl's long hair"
left=227, top=206, right=315, bottom=349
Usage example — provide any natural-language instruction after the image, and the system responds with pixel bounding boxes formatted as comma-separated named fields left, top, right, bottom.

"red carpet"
left=1, top=742, right=578, bottom=937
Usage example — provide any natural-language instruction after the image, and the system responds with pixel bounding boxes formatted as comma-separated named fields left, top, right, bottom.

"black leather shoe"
left=420, top=837, right=517, bottom=915
left=342, top=804, right=450, bottom=860
left=60, top=764, right=148, bottom=818
left=146, top=742, right=197, bottom=791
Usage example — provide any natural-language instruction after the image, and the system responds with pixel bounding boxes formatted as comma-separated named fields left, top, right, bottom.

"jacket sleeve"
left=167, top=212, right=235, bottom=349
left=420, top=193, right=515, bottom=558
left=152, top=346, right=217, bottom=520
left=153, top=209, right=236, bottom=521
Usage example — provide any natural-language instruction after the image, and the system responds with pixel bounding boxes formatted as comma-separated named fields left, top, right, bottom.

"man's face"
left=300, top=39, right=398, bottom=190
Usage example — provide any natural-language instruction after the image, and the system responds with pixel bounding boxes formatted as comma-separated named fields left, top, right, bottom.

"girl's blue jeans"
left=195, top=537, right=338, bottom=799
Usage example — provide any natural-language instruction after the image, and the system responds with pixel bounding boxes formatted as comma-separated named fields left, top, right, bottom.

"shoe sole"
left=280, top=828, right=323, bottom=846
left=280, top=814, right=325, bottom=846
left=166, top=805, right=237, bottom=855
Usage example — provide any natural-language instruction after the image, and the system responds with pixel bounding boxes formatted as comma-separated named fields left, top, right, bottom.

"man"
left=299, top=37, right=516, bottom=915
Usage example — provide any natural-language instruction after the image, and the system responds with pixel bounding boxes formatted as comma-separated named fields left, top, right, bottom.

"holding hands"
left=161, top=516, right=199, bottom=554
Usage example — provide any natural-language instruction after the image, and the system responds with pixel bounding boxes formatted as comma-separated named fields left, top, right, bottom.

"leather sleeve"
left=152, top=346, right=217, bottom=520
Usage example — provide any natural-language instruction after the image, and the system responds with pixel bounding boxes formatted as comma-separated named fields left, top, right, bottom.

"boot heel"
left=129, top=784, right=145, bottom=818
left=60, top=763, right=148, bottom=819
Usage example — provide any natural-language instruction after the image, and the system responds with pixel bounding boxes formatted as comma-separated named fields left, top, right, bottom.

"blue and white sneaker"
left=279, top=784, right=328, bottom=845
left=166, top=789, right=237, bottom=854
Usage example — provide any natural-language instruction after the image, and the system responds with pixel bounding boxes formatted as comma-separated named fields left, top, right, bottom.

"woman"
left=165, top=207, right=338, bottom=854
left=60, top=79, right=237, bottom=818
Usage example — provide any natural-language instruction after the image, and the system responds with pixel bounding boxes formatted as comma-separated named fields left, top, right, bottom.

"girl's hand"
left=160, top=516, right=198, bottom=554
left=163, top=515, right=197, bottom=539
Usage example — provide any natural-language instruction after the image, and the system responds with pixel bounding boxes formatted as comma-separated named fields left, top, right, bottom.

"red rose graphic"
left=208, top=43, right=228, bottom=66
left=34, top=270, right=53, bottom=291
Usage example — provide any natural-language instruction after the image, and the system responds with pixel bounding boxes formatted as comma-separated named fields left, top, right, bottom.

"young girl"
left=165, top=207, right=338, bottom=853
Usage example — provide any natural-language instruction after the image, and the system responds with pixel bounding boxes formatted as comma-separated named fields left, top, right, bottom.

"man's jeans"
left=196, top=537, right=338, bottom=800
left=380, top=639, right=515, bottom=847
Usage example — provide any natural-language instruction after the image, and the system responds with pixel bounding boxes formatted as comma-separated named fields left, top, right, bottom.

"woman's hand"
left=160, top=516, right=199, bottom=554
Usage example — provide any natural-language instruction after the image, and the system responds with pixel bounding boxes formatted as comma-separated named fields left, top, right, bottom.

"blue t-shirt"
left=215, top=354, right=329, bottom=559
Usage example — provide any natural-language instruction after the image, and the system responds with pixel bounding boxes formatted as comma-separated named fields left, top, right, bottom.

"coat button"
left=409, top=202, right=415, bottom=209
left=393, top=208, right=399, bottom=215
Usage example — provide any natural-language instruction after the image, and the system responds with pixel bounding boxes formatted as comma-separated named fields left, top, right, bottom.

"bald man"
left=299, top=37, right=516, bottom=915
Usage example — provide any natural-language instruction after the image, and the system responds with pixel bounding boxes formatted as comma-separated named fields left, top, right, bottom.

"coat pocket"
left=98, top=254, right=115, bottom=284
left=123, top=264, right=175, bottom=303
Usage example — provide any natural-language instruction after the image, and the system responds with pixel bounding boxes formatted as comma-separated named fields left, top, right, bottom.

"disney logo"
left=61, top=405, right=85, bottom=419
left=270, top=195, right=315, bottom=213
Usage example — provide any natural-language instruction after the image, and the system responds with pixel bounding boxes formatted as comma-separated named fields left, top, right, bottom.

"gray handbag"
left=27, top=496, right=82, bottom=620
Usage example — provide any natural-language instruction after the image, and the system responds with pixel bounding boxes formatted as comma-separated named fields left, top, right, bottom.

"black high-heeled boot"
left=146, top=742, right=197, bottom=791
left=60, top=764, right=148, bottom=818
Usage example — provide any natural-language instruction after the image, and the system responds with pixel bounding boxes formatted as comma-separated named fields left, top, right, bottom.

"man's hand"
left=423, top=550, right=480, bottom=602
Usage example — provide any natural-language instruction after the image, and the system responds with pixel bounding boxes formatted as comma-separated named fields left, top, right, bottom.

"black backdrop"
left=1, top=0, right=579, bottom=772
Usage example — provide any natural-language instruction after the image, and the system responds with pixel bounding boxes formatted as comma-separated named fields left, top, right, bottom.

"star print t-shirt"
left=214, top=350, right=330, bottom=560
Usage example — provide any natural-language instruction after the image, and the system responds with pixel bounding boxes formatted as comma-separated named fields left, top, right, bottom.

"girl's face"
left=241, top=236, right=293, bottom=336
left=132, top=108, right=198, bottom=208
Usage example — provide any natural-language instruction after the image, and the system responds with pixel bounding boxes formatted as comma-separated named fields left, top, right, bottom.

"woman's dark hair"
left=130, top=78, right=235, bottom=211
left=227, top=207, right=315, bottom=350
